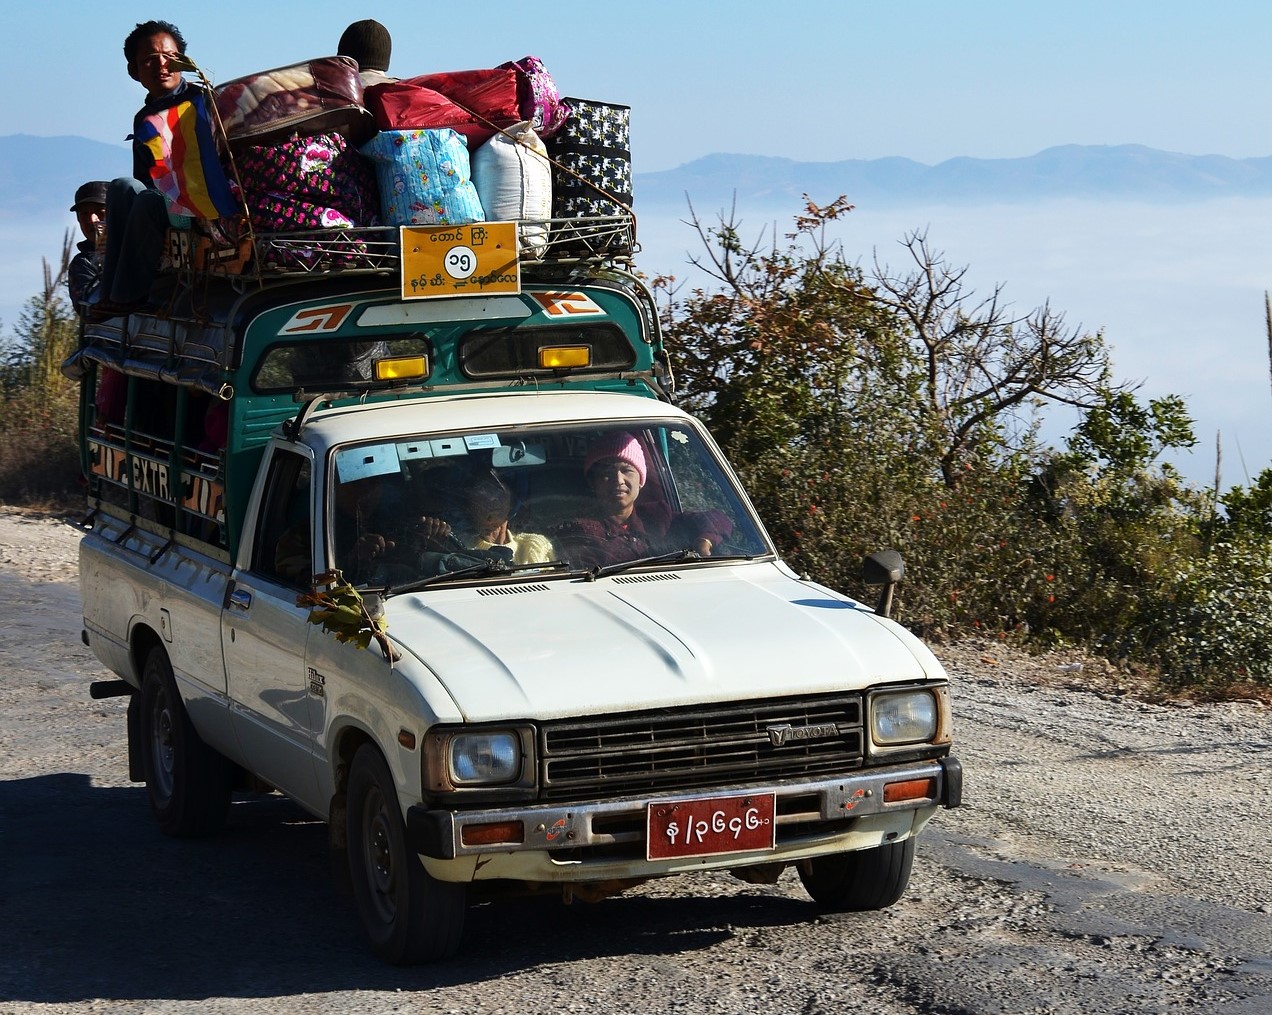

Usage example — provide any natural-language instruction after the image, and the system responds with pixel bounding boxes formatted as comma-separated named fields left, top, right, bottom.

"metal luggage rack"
left=243, top=215, right=637, bottom=279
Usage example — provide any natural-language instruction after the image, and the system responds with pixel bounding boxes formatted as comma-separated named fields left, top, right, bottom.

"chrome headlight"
left=449, top=732, right=521, bottom=785
left=870, top=689, right=938, bottom=746
left=423, top=725, right=536, bottom=794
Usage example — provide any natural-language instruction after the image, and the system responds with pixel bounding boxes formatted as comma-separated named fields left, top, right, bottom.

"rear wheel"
left=346, top=744, right=466, bottom=964
left=138, top=646, right=232, bottom=836
left=797, top=838, right=915, bottom=911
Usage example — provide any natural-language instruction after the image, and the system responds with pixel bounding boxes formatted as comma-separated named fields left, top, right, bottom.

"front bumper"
left=407, top=755, right=961, bottom=870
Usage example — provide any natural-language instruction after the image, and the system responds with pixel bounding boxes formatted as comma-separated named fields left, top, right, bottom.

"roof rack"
left=195, top=215, right=637, bottom=280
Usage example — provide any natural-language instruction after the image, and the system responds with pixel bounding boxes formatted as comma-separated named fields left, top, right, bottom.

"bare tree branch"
left=868, top=232, right=1115, bottom=484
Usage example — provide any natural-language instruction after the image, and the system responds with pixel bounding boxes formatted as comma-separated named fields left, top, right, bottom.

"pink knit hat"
left=583, top=431, right=646, bottom=485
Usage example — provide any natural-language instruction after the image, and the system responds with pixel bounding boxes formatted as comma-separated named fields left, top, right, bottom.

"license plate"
left=647, top=792, right=777, bottom=860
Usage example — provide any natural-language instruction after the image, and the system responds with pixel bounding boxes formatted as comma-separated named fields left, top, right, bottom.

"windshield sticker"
left=670, top=430, right=690, bottom=444
left=463, top=433, right=501, bottom=450
left=429, top=437, right=468, bottom=458
left=397, top=440, right=433, bottom=461
left=395, top=437, right=474, bottom=462
left=335, top=444, right=403, bottom=482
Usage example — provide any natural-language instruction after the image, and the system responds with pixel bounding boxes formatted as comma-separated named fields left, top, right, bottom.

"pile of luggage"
left=208, top=54, right=632, bottom=271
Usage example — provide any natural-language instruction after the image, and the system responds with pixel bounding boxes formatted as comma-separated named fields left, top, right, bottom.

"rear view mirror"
left=492, top=442, right=546, bottom=468
left=862, top=549, right=905, bottom=618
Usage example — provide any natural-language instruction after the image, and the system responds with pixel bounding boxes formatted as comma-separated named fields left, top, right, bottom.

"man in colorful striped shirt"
left=92, top=21, right=215, bottom=319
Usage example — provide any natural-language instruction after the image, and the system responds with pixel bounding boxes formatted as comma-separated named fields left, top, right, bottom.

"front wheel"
left=138, top=646, right=232, bottom=837
left=797, top=838, right=915, bottom=911
left=346, top=744, right=466, bottom=964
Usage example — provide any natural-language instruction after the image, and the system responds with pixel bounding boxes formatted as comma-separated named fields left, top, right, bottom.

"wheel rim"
left=360, top=785, right=399, bottom=924
left=150, top=685, right=176, bottom=802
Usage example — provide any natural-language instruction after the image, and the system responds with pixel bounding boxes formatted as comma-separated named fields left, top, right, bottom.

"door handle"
left=228, top=588, right=253, bottom=611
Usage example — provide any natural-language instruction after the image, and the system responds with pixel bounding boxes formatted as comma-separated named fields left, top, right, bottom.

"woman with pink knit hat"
left=556, top=431, right=733, bottom=569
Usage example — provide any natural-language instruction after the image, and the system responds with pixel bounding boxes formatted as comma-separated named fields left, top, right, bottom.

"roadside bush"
left=740, top=440, right=1062, bottom=639
left=1143, top=540, right=1272, bottom=689
left=0, top=244, right=83, bottom=510
left=0, top=382, right=81, bottom=507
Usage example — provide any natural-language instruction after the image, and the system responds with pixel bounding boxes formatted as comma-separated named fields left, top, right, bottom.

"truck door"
left=221, top=446, right=323, bottom=813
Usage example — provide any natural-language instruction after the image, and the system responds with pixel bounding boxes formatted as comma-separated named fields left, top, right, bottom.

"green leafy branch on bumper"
left=298, top=570, right=394, bottom=659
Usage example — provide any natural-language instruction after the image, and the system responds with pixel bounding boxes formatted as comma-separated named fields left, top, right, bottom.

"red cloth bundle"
left=365, top=67, right=522, bottom=147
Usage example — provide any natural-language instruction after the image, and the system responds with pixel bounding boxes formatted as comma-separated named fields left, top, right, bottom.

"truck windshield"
left=325, top=420, right=772, bottom=587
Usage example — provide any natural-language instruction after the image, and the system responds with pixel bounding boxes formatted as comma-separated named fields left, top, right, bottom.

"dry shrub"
left=0, top=380, right=82, bottom=509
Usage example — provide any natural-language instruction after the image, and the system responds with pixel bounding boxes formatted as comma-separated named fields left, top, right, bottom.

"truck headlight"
left=423, top=725, right=536, bottom=795
left=450, top=732, right=521, bottom=785
left=870, top=689, right=938, bottom=746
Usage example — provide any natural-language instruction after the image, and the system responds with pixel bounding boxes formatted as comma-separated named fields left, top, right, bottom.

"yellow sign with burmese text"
left=399, top=222, right=521, bottom=300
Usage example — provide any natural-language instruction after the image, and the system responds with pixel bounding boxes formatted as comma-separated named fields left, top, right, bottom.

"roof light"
left=374, top=355, right=429, bottom=381
left=538, top=345, right=591, bottom=369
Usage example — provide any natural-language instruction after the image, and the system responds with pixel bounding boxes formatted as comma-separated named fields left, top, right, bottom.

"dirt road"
left=0, top=512, right=1268, bottom=1014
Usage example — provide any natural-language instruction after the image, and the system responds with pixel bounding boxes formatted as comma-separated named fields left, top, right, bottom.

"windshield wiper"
left=385, top=556, right=576, bottom=596
left=585, top=548, right=703, bottom=581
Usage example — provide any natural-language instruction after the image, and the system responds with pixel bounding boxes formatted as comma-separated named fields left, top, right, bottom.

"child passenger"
left=463, top=470, right=554, bottom=565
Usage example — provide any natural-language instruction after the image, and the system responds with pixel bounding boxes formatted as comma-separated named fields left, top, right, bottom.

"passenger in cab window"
left=331, top=474, right=403, bottom=583
left=327, top=469, right=475, bottom=584
left=274, top=471, right=405, bottom=586
left=554, top=431, right=733, bottom=569
left=463, top=470, right=554, bottom=565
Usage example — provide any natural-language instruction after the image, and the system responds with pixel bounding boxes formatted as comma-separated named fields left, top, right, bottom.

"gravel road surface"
left=0, top=511, right=1268, bottom=1015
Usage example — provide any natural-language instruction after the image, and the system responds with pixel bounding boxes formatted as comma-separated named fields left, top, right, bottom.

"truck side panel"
left=80, top=518, right=240, bottom=763
left=220, top=572, right=324, bottom=815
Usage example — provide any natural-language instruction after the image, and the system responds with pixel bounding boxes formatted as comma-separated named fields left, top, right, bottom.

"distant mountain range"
left=5, top=134, right=1272, bottom=226
left=635, top=145, right=1272, bottom=211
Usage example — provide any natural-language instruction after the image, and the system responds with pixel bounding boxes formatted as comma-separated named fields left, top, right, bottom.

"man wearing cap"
left=68, top=181, right=109, bottom=316
left=337, top=19, right=396, bottom=87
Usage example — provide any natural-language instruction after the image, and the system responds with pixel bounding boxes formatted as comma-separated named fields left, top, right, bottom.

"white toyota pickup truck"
left=71, top=216, right=961, bottom=964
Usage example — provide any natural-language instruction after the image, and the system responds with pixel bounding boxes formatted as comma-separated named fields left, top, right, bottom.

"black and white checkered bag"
left=547, top=98, right=632, bottom=219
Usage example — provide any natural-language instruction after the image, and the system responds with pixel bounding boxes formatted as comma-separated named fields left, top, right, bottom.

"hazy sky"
left=5, top=0, right=1272, bottom=171
left=3, top=0, right=1270, bottom=487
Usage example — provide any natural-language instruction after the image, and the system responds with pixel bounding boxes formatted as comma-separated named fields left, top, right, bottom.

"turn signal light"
left=883, top=777, right=937, bottom=803
left=460, top=820, right=525, bottom=847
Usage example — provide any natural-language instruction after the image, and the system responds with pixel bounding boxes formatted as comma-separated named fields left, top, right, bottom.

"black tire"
left=138, top=646, right=233, bottom=837
left=797, top=837, right=915, bottom=911
left=346, top=744, right=466, bottom=964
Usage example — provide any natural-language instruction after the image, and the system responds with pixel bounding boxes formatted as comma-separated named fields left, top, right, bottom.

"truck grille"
left=538, top=692, right=864, bottom=801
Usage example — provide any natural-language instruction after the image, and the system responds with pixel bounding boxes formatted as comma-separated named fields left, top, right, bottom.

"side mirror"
left=862, top=549, right=904, bottom=618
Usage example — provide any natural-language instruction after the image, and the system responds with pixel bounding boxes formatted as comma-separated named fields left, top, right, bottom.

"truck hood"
left=386, top=563, right=944, bottom=722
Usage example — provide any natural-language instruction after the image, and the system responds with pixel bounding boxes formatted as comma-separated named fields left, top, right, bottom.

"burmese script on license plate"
left=647, top=792, right=777, bottom=860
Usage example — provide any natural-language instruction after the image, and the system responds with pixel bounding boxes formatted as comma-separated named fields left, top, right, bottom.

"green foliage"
left=0, top=381, right=81, bottom=505
left=662, top=197, right=1120, bottom=634
left=1020, top=388, right=1212, bottom=665
left=664, top=196, right=890, bottom=461
left=298, top=570, right=393, bottom=657
left=1064, top=389, right=1196, bottom=476
left=1218, top=468, right=1272, bottom=540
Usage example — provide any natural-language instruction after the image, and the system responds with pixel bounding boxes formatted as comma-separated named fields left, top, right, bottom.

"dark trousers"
left=100, top=177, right=169, bottom=303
